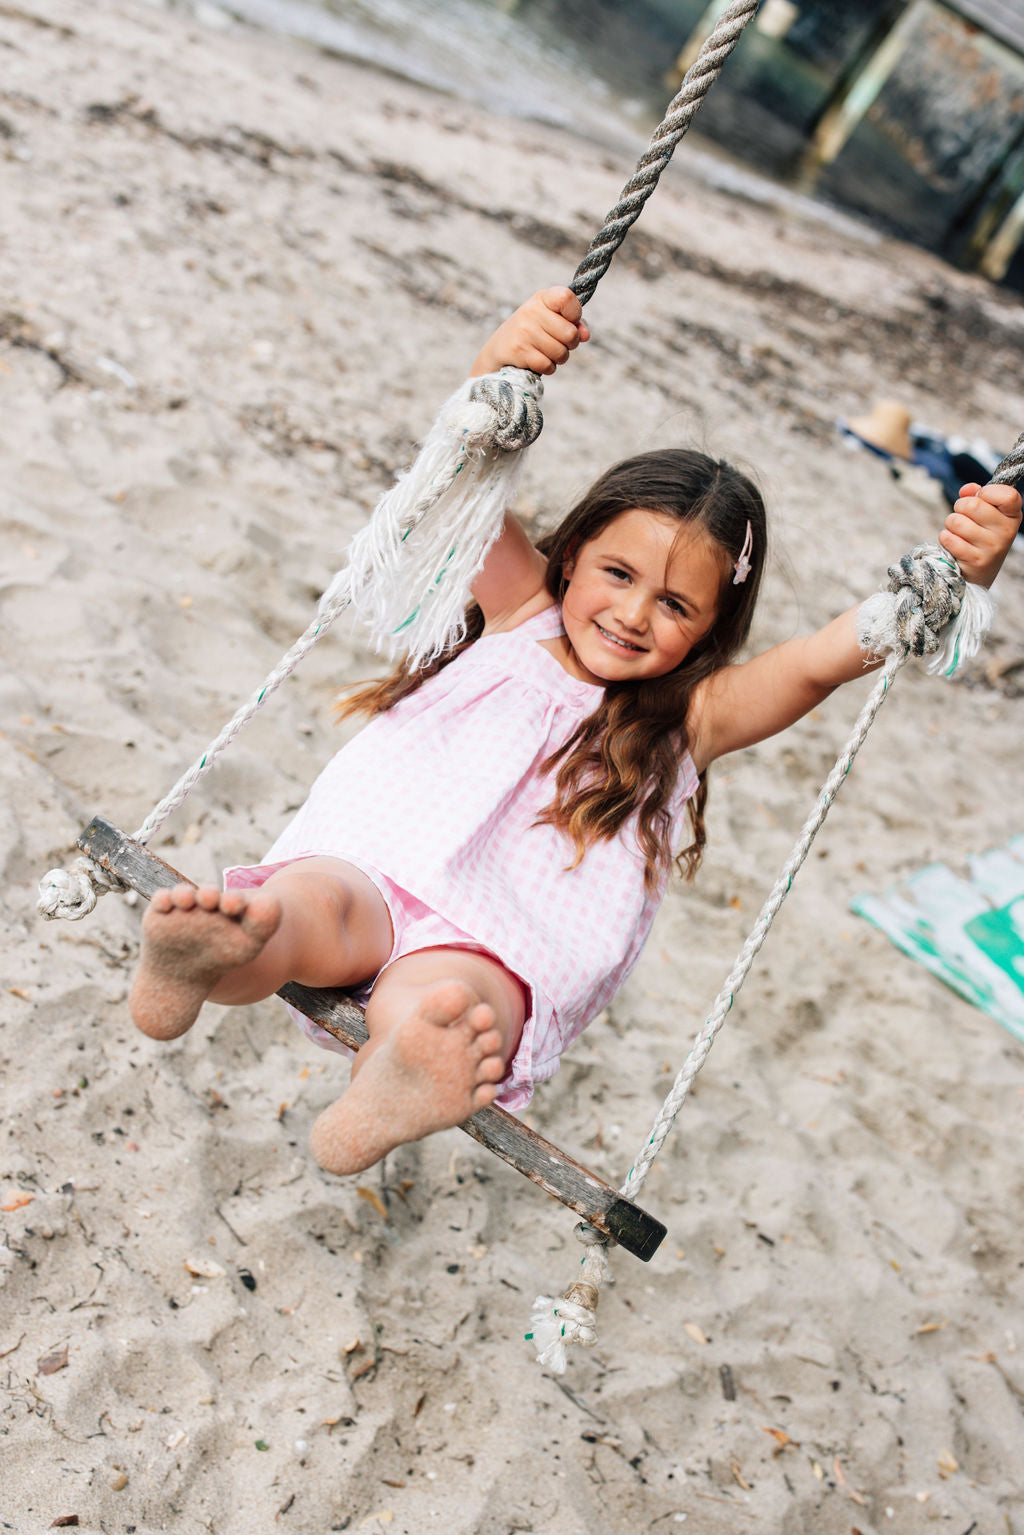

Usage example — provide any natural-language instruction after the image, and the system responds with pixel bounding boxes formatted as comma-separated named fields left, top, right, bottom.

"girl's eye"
left=606, top=566, right=630, bottom=582
left=663, top=596, right=686, bottom=616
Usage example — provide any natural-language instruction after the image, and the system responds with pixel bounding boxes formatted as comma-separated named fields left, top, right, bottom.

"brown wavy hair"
left=338, top=449, right=767, bottom=888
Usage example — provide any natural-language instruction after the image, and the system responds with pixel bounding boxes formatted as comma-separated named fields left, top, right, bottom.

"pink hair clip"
left=732, top=520, right=753, bottom=585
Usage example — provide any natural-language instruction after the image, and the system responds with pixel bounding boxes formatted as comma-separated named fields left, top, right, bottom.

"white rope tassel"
left=528, top=1296, right=598, bottom=1373
left=928, top=581, right=993, bottom=677
left=344, top=367, right=543, bottom=669
left=528, top=1245, right=608, bottom=1372
left=37, top=370, right=543, bottom=921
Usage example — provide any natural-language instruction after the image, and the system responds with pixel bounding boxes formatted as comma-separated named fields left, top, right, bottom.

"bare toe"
left=476, top=1027, right=503, bottom=1058
left=242, top=888, right=283, bottom=939
left=420, top=980, right=477, bottom=1024
left=311, top=984, right=512, bottom=1174
left=130, top=885, right=282, bottom=1042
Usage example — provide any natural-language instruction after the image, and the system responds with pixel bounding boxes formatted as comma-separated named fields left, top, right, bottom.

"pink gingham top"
left=241, top=605, right=699, bottom=1100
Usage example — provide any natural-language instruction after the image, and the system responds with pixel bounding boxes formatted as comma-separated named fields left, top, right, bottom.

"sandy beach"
left=2, top=2, right=1024, bottom=1530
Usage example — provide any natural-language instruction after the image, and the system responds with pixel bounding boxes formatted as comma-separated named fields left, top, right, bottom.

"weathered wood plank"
left=77, top=816, right=667, bottom=1261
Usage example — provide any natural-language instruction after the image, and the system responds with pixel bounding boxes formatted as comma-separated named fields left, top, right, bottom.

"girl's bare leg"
left=129, top=858, right=393, bottom=1041
left=310, top=948, right=526, bottom=1176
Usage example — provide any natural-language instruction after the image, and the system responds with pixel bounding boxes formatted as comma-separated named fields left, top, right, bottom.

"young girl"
left=129, top=288, right=1022, bottom=1177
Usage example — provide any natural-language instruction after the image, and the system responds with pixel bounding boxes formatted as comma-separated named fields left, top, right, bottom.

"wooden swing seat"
left=78, top=816, right=667, bottom=1262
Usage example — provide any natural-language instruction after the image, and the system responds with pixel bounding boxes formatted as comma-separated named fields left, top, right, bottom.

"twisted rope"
left=620, top=652, right=902, bottom=1202
left=531, top=540, right=998, bottom=1371
left=470, top=370, right=545, bottom=451
left=989, top=427, right=1024, bottom=487
left=37, top=591, right=353, bottom=920
left=570, top=0, right=761, bottom=306
left=38, top=372, right=543, bottom=921
left=38, top=8, right=763, bottom=921
left=603, top=445, right=1022, bottom=1208
left=36, top=855, right=127, bottom=922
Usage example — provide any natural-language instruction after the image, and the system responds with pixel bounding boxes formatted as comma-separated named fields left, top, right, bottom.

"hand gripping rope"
left=38, top=0, right=763, bottom=920
left=527, top=532, right=1015, bottom=1372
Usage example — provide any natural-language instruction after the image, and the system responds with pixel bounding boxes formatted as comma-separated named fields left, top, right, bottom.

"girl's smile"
left=559, top=509, right=728, bottom=685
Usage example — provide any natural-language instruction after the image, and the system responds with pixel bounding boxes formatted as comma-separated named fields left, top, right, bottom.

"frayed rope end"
left=37, top=857, right=124, bottom=921
left=527, top=1292, right=599, bottom=1373
left=925, top=580, right=993, bottom=677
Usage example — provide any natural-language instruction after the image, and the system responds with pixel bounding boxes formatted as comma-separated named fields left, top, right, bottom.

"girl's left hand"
left=938, top=481, right=1021, bottom=587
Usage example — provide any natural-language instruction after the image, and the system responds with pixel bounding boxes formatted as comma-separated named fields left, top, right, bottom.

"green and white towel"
left=853, top=835, right=1024, bottom=1044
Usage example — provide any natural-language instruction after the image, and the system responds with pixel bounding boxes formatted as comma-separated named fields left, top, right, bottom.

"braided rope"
left=37, top=9, right=763, bottom=920
left=570, top=0, right=761, bottom=305
left=38, top=367, right=545, bottom=920
left=36, top=593, right=351, bottom=919
left=620, top=650, right=903, bottom=1201
left=133, top=603, right=351, bottom=848
left=990, top=427, right=1024, bottom=486
left=531, top=540, right=1002, bottom=1371
left=606, top=442, right=1023, bottom=1205
left=527, top=653, right=903, bottom=1371
left=469, top=370, right=545, bottom=451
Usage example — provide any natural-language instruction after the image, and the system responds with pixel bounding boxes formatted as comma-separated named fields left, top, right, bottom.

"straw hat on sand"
left=846, top=400, right=914, bottom=460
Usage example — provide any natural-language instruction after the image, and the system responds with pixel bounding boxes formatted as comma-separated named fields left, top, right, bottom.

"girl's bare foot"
left=130, top=884, right=282, bottom=1040
left=310, top=982, right=507, bottom=1175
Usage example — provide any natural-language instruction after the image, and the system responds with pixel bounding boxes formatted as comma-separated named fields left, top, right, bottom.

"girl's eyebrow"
left=601, top=551, right=696, bottom=609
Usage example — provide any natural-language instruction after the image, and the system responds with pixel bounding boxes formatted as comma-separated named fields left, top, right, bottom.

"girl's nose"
left=615, top=592, right=647, bottom=630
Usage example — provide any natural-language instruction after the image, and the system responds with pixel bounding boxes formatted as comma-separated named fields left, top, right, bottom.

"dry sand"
left=2, top=2, right=1024, bottom=1530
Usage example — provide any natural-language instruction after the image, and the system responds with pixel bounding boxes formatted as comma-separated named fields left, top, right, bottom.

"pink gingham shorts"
left=223, top=855, right=537, bottom=1109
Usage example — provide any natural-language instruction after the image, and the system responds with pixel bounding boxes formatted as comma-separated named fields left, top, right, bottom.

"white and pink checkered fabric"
left=225, top=605, right=699, bottom=1107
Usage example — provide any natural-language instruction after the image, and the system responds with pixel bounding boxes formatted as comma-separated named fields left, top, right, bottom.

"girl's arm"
left=469, top=288, right=590, bottom=624
left=689, top=481, right=1021, bottom=772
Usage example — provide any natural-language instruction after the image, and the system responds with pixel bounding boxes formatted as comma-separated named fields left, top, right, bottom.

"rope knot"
left=37, top=856, right=125, bottom=921
left=885, top=544, right=961, bottom=656
left=528, top=1284, right=599, bottom=1373
left=573, top=1220, right=610, bottom=1248
left=856, top=542, right=993, bottom=676
left=467, top=367, right=543, bottom=452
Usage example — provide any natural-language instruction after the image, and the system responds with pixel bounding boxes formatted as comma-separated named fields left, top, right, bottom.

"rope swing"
left=38, top=0, right=763, bottom=920
left=528, top=547, right=1006, bottom=1372
left=36, top=0, right=1024, bottom=1368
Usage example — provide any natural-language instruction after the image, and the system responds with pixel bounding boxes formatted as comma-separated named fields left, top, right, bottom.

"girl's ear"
left=562, top=539, right=578, bottom=581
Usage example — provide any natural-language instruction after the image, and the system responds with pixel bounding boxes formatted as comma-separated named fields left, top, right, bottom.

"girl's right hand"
left=469, top=287, right=590, bottom=377
left=938, top=480, right=1021, bottom=588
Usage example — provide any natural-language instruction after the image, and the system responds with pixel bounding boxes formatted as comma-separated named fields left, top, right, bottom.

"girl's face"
left=561, top=509, right=726, bottom=685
